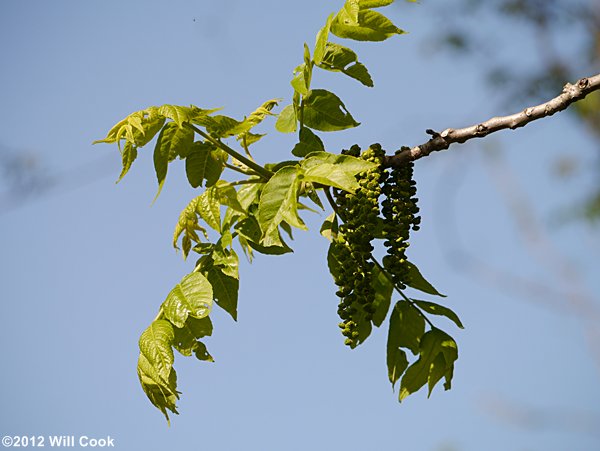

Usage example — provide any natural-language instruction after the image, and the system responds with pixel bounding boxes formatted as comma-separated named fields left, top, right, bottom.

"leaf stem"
left=186, top=123, right=273, bottom=180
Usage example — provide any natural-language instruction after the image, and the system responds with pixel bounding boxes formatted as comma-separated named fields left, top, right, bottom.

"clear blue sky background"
left=1, top=1, right=598, bottom=450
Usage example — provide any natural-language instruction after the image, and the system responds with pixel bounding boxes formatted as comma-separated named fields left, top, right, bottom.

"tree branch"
left=385, top=73, right=600, bottom=167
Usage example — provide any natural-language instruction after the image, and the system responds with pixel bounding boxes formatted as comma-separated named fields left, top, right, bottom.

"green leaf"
left=206, top=267, right=239, bottom=321
left=116, top=141, right=138, bottom=183
left=300, top=151, right=377, bottom=192
left=257, top=166, right=306, bottom=247
left=205, top=115, right=242, bottom=138
left=359, top=0, right=395, bottom=8
left=230, top=98, right=281, bottom=136
left=173, top=196, right=209, bottom=258
left=247, top=238, right=294, bottom=255
left=138, top=320, right=175, bottom=382
left=214, top=181, right=245, bottom=214
left=158, top=105, right=197, bottom=128
left=318, top=43, right=373, bottom=87
left=172, top=316, right=213, bottom=358
left=371, top=265, right=394, bottom=327
left=399, top=328, right=458, bottom=401
left=303, top=163, right=359, bottom=192
left=386, top=303, right=421, bottom=389
left=314, top=13, right=335, bottom=65
left=291, top=63, right=310, bottom=96
left=406, top=261, right=446, bottom=297
left=153, top=122, right=194, bottom=201
left=196, top=187, right=222, bottom=232
left=412, top=299, right=464, bottom=329
left=302, top=89, right=359, bottom=132
left=137, top=353, right=179, bottom=423
left=320, top=212, right=338, bottom=241
left=386, top=334, right=409, bottom=389
left=185, top=142, right=226, bottom=188
left=162, top=272, right=213, bottom=328
left=332, top=8, right=405, bottom=41
left=291, top=127, right=325, bottom=157
left=275, top=104, right=298, bottom=133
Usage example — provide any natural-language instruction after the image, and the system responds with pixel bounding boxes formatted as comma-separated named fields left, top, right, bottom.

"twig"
left=385, top=73, right=600, bottom=166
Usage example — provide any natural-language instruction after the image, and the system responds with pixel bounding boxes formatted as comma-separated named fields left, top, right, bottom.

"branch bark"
left=385, top=73, right=600, bottom=167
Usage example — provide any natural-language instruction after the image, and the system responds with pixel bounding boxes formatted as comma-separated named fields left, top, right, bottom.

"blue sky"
left=1, top=1, right=599, bottom=450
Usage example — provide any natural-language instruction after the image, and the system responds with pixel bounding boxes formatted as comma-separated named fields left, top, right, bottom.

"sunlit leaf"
left=153, top=122, right=194, bottom=201
left=292, top=127, right=325, bottom=157
left=302, top=89, right=360, bottom=131
left=185, top=142, right=225, bottom=188
left=314, top=13, right=335, bottom=65
left=275, top=104, right=298, bottom=133
left=332, top=8, right=405, bottom=42
left=162, top=273, right=213, bottom=328
left=172, top=316, right=213, bottom=358
left=258, top=166, right=306, bottom=247
left=319, top=43, right=374, bottom=87
left=207, top=267, right=239, bottom=321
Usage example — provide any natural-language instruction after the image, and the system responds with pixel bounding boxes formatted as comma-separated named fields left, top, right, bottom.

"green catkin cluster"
left=381, top=160, right=421, bottom=289
left=332, top=144, right=386, bottom=348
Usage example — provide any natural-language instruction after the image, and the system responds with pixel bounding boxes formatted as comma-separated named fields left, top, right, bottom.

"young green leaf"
left=257, top=166, right=306, bottom=247
left=291, top=127, right=326, bottom=157
left=314, top=13, right=335, bottom=65
left=185, top=142, right=226, bottom=188
left=161, top=272, right=213, bottom=328
left=230, top=99, right=280, bottom=136
left=331, top=8, right=405, bottom=42
left=275, top=104, right=298, bottom=133
left=371, top=265, right=394, bottom=327
left=399, top=328, right=458, bottom=401
left=138, top=320, right=176, bottom=382
left=153, top=122, right=194, bottom=200
left=137, top=352, right=179, bottom=423
left=158, top=105, right=197, bottom=128
left=195, top=187, right=222, bottom=232
left=320, top=212, right=338, bottom=241
left=412, top=299, right=464, bottom=329
left=302, top=89, right=360, bottom=131
left=318, top=43, right=373, bottom=87
left=388, top=300, right=425, bottom=357
left=173, top=196, right=209, bottom=258
left=172, top=316, right=213, bottom=358
left=359, top=0, right=395, bottom=8
left=116, top=141, right=138, bottom=183
left=291, top=64, right=310, bottom=96
left=206, top=267, right=239, bottom=321
left=406, top=261, right=446, bottom=297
